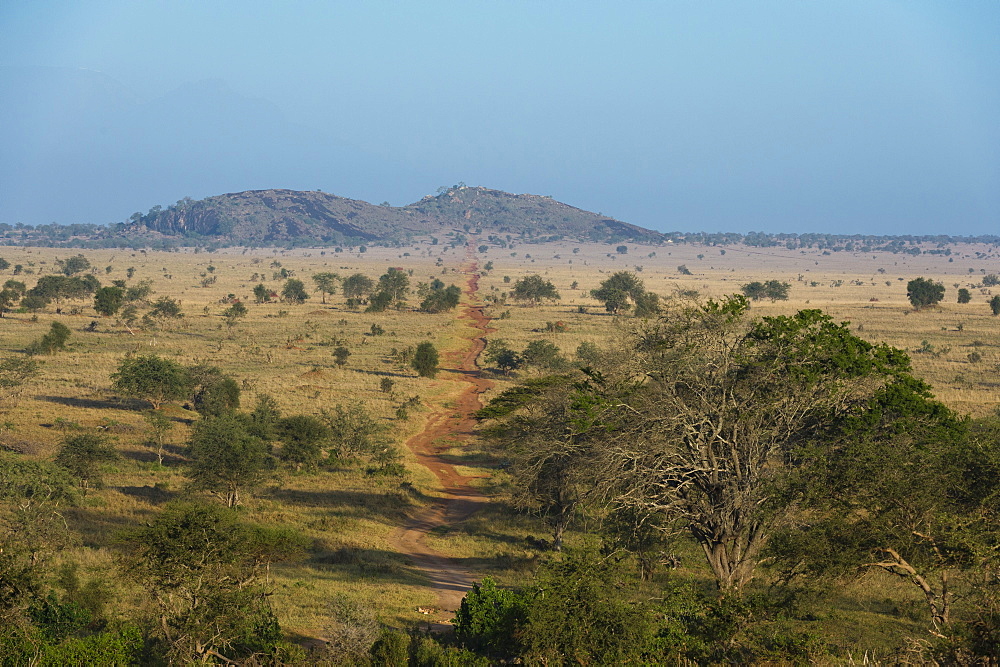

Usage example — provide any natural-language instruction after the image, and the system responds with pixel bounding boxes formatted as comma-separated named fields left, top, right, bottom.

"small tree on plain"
left=54, top=433, right=118, bottom=493
left=958, top=288, right=972, bottom=304
left=991, top=295, right=1000, bottom=316
left=333, top=346, right=351, bottom=368
left=907, top=277, right=945, bottom=310
left=111, top=355, right=192, bottom=409
left=143, top=410, right=174, bottom=465
left=511, top=275, right=560, bottom=306
left=312, top=272, right=340, bottom=304
left=412, top=342, right=439, bottom=378
left=186, top=415, right=273, bottom=507
left=93, top=286, right=126, bottom=317
left=281, top=279, right=309, bottom=304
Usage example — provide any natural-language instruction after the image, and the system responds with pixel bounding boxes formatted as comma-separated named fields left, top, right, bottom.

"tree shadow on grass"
left=35, top=394, right=150, bottom=412
left=267, top=487, right=425, bottom=524
left=117, top=484, right=178, bottom=506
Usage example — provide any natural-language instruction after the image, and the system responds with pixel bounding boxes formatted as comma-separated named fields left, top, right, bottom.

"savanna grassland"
left=1, top=238, right=999, bottom=663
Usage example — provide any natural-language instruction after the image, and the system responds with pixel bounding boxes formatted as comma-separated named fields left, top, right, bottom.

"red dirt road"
left=388, top=256, right=496, bottom=625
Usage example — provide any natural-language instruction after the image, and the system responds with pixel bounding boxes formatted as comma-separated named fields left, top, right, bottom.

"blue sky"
left=2, top=1, right=998, bottom=235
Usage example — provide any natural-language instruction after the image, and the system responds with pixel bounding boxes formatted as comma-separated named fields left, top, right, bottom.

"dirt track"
left=388, top=254, right=496, bottom=625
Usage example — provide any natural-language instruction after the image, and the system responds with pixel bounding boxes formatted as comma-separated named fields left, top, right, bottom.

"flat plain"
left=1, top=238, right=997, bottom=650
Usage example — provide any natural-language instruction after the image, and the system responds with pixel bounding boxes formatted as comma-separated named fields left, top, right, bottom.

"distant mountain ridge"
left=124, top=186, right=663, bottom=245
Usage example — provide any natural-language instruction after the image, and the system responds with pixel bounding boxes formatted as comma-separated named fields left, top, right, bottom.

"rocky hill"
left=123, top=186, right=663, bottom=246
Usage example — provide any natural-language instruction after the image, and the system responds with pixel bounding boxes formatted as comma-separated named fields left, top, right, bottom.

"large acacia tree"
left=481, top=295, right=938, bottom=591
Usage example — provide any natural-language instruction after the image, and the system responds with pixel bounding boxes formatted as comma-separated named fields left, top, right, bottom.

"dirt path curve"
left=388, top=251, right=496, bottom=626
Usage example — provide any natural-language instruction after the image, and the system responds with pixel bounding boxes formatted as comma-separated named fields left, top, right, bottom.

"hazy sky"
left=2, top=1, right=998, bottom=236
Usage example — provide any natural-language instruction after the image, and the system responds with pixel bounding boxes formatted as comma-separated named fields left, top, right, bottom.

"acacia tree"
left=111, top=355, right=192, bottom=409
left=186, top=415, right=274, bottom=507
left=54, top=432, right=118, bottom=493
left=907, top=277, right=945, bottom=310
left=511, top=275, right=560, bottom=306
left=590, top=271, right=645, bottom=314
left=770, top=392, right=995, bottom=634
left=120, top=501, right=306, bottom=663
left=478, top=375, right=599, bottom=550
left=412, top=341, right=439, bottom=378
left=486, top=295, right=930, bottom=591
left=311, top=272, right=340, bottom=304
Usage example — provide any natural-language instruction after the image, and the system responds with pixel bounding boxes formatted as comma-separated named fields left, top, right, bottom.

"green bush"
left=454, top=577, right=527, bottom=657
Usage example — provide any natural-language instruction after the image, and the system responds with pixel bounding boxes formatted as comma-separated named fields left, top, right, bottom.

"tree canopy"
left=511, top=275, right=560, bottom=305
left=111, top=355, right=192, bottom=409
left=907, top=277, right=945, bottom=310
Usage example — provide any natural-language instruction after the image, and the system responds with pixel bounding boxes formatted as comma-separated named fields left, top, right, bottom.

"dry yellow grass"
left=1, top=238, right=996, bottom=645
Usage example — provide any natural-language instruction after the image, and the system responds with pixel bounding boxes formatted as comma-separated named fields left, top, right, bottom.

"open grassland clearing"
left=1, top=239, right=998, bottom=659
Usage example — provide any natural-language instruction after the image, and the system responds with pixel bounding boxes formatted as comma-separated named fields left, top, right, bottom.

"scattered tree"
left=741, top=280, right=790, bottom=301
left=93, top=286, right=126, bottom=317
left=252, top=283, right=271, bottom=304
left=186, top=415, right=274, bottom=507
left=957, top=288, right=971, bottom=304
left=26, top=321, right=72, bottom=356
left=590, top=271, right=644, bottom=314
left=281, top=278, right=309, bottom=304
left=143, top=409, right=174, bottom=465
left=991, top=295, right=1000, bottom=316
left=54, top=433, right=118, bottom=493
left=341, top=273, right=375, bottom=300
left=511, top=275, right=560, bottom=306
left=111, top=355, right=192, bottom=409
left=412, top=342, right=440, bottom=378
left=311, top=272, right=340, bottom=304
left=907, top=277, right=945, bottom=310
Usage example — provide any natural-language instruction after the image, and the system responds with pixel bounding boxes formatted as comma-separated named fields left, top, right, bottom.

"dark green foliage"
left=907, top=276, right=945, bottom=309
left=54, top=433, right=118, bottom=492
left=281, top=278, right=309, bottom=303
left=367, top=267, right=409, bottom=311
left=192, top=373, right=241, bottom=417
left=633, top=289, right=661, bottom=317
left=120, top=501, right=301, bottom=663
left=147, top=296, right=182, bottom=318
left=186, top=415, right=274, bottom=507
left=248, top=393, right=282, bottom=440
left=519, top=547, right=654, bottom=664
left=111, top=354, right=192, bottom=408
left=983, top=274, right=1000, bottom=287
left=590, top=271, right=644, bottom=313
left=412, top=341, right=439, bottom=377
left=252, top=283, right=271, bottom=303
left=0, top=287, right=21, bottom=315
left=322, top=403, right=390, bottom=461
left=276, top=415, right=330, bottom=470
left=342, top=272, right=375, bottom=299
left=520, top=340, right=565, bottom=370
left=741, top=279, right=791, bottom=301
left=28, top=591, right=91, bottom=641
left=454, top=577, right=527, bottom=657
left=420, top=284, right=462, bottom=313
left=222, top=300, right=247, bottom=320
left=92, top=286, right=125, bottom=316
left=484, top=339, right=521, bottom=374
left=57, top=254, right=90, bottom=276
left=26, top=321, right=71, bottom=355
left=333, top=346, right=351, bottom=367
left=380, top=377, right=394, bottom=393
left=957, top=287, right=971, bottom=303
left=991, top=295, right=1000, bottom=315
left=28, top=274, right=100, bottom=305
left=511, top=274, right=560, bottom=305
left=365, top=290, right=393, bottom=312
left=369, top=628, right=410, bottom=666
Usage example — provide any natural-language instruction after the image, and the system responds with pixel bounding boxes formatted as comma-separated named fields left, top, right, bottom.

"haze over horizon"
left=2, top=1, right=998, bottom=237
